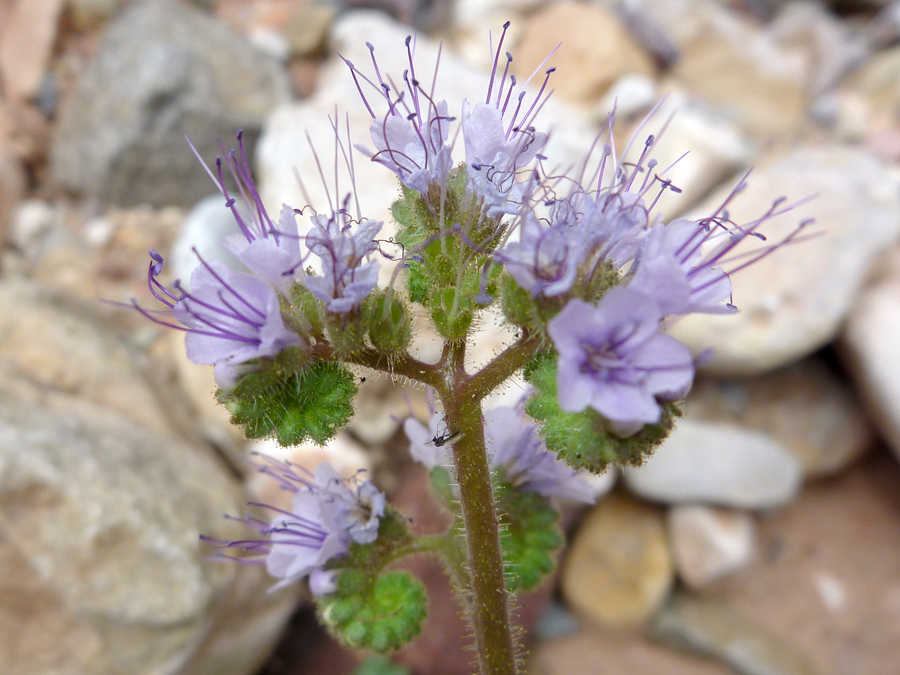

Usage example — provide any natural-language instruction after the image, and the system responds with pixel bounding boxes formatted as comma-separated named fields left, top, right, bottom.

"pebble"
left=514, top=2, right=656, bottom=105
left=561, top=492, right=673, bottom=627
left=668, top=505, right=756, bottom=589
left=51, top=0, right=290, bottom=207
left=649, top=592, right=816, bottom=675
left=623, top=419, right=803, bottom=509
left=839, top=245, right=900, bottom=463
left=667, top=145, right=900, bottom=375
left=686, top=359, right=875, bottom=477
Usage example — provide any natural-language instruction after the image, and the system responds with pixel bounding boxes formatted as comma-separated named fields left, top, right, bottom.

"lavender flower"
left=547, top=288, right=694, bottom=436
left=463, top=22, right=551, bottom=215
left=194, top=131, right=306, bottom=291
left=303, top=205, right=383, bottom=313
left=203, top=457, right=385, bottom=593
left=403, top=398, right=594, bottom=503
left=496, top=211, right=585, bottom=297
left=484, top=403, right=594, bottom=503
left=134, top=251, right=302, bottom=389
left=344, top=38, right=453, bottom=195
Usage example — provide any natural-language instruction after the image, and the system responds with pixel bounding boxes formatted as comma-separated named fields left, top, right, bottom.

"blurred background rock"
left=1, top=0, right=899, bottom=673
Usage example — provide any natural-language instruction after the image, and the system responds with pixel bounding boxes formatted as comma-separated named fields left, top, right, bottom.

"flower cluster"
left=133, top=130, right=386, bottom=389
left=202, top=457, right=385, bottom=594
left=128, top=22, right=806, bottom=626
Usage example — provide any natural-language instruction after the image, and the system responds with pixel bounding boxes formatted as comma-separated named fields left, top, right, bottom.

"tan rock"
left=636, top=0, right=808, bottom=140
left=668, top=145, right=900, bottom=375
left=0, top=0, right=65, bottom=101
left=0, top=370, right=297, bottom=675
left=514, top=2, right=656, bottom=105
left=284, top=3, right=335, bottom=57
left=0, top=277, right=175, bottom=436
left=0, top=145, right=24, bottom=248
left=668, top=505, right=756, bottom=589
left=530, top=624, right=733, bottom=675
left=562, top=492, right=673, bottom=627
left=712, top=452, right=900, bottom=675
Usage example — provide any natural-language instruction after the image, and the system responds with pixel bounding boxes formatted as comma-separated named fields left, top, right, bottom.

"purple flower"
left=203, top=457, right=385, bottom=593
left=344, top=39, right=453, bottom=195
left=463, top=22, right=551, bottom=215
left=195, top=132, right=306, bottom=290
left=495, top=212, right=585, bottom=297
left=303, top=208, right=383, bottom=313
left=223, top=203, right=305, bottom=294
left=134, top=251, right=303, bottom=388
left=484, top=403, right=595, bottom=503
left=403, top=397, right=594, bottom=503
left=547, top=289, right=694, bottom=436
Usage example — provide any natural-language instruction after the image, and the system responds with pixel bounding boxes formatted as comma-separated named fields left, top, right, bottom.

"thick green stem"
left=445, top=396, right=516, bottom=675
left=442, top=340, right=517, bottom=675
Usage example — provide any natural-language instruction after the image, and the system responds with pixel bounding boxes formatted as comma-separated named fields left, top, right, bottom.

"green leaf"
left=218, top=361, right=357, bottom=446
left=524, top=355, right=681, bottom=473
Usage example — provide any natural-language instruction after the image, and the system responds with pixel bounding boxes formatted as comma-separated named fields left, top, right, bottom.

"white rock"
left=624, top=419, right=803, bottom=509
left=840, top=246, right=900, bottom=462
left=668, top=145, right=900, bottom=375
left=668, top=504, right=756, bottom=589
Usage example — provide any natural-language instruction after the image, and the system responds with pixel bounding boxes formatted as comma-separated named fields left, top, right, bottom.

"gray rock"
left=650, top=592, right=816, bottom=675
left=624, top=419, right=803, bottom=509
left=686, top=360, right=875, bottom=478
left=668, top=145, right=900, bottom=375
left=51, top=0, right=290, bottom=207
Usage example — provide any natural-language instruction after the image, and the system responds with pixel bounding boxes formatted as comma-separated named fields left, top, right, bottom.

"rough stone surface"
left=624, top=419, right=803, bottom=509
left=0, top=369, right=296, bottom=675
left=668, top=145, right=900, bottom=375
left=686, top=359, right=875, bottom=477
left=840, top=245, right=900, bottom=462
left=51, top=0, right=290, bottom=207
left=650, top=592, right=817, bottom=675
left=562, top=492, right=673, bottom=627
left=0, top=277, right=175, bottom=436
left=514, top=2, right=656, bottom=104
left=668, top=505, right=757, bottom=589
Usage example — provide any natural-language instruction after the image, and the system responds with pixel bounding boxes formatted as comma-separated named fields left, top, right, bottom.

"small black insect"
left=431, top=429, right=462, bottom=447
left=360, top=377, right=367, bottom=384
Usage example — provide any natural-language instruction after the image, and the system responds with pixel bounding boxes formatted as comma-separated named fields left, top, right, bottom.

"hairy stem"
left=443, top=339, right=517, bottom=675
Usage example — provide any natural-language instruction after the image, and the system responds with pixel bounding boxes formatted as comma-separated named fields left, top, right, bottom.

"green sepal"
left=366, top=290, right=412, bottom=355
left=499, top=272, right=534, bottom=328
left=317, top=511, right=427, bottom=653
left=319, top=570, right=426, bottom=653
left=289, top=281, right=324, bottom=335
left=494, top=478, right=563, bottom=592
left=406, top=261, right=429, bottom=305
left=430, top=287, right=473, bottom=341
left=218, top=361, right=357, bottom=446
left=524, top=355, right=681, bottom=473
